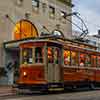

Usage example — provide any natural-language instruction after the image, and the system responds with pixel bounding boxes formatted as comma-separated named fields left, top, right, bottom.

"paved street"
left=1, top=90, right=100, bottom=100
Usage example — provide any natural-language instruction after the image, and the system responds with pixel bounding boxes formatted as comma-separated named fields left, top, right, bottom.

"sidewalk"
left=0, top=85, right=16, bottom=96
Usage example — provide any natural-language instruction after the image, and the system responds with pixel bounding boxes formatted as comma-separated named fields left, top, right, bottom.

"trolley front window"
left=22, top=48, right=32, bottom=64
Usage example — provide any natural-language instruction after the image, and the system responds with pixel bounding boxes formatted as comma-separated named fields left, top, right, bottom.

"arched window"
left=13, top=20, right=38, bottom=40
left=52, top=30, right=64, bottom=38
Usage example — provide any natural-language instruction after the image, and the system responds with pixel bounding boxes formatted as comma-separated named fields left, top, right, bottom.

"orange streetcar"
left=4, top=35, right=100, bottom=92
left=16, top=37, right=64, bottom=92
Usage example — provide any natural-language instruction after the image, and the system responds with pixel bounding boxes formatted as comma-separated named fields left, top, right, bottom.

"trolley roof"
left=3, top=36, right=98, bottom=53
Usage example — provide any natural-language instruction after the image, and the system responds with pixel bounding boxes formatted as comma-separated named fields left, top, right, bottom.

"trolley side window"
left=97, top=56, right=100, bottom=67
left=48, top=47, right=53, bottom=63
left=35, top=47, right=43, bottom=63
left=79, top=53, right=85, bottom=67
left=54, top=48, right=60, bottom=64
left=64, top=50, right=71, bottom=65
left=85, top=54, right=91, bottom=67
left=71, top=51, right=79, bottom=66
left=22, top=48, right=32, bottom=64
left=91, top=55, right=97, bottom=67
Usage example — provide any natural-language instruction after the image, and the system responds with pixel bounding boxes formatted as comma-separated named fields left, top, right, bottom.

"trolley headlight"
left=23, top=72, right=27, bottom=76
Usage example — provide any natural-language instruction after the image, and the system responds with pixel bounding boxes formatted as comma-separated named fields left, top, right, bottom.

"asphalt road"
left=1, top=90, right=100, bottom=100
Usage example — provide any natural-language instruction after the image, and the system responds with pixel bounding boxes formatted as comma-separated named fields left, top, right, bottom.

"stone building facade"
left=0, top=0, right=72, bottom=85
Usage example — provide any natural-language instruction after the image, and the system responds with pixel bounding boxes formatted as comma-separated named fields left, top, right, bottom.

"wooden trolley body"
left=17, top=39, right=63, bottom=91
left=63, top=41, right=100, bottom=88
left=16, top=37, right=100, bottom=91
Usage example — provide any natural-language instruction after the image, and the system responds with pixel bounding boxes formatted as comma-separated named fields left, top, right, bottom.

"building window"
left=15, top=0, right=23, bottom=6
left=49, top=6, right=55, bottom=19
left=32, top=0, right=39, bottom=12
left=42, top=3, right=47, bottom=13
left=57, top=0, right=74, bottom=7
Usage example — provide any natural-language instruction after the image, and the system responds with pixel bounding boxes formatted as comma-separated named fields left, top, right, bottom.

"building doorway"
left=5, top=48, right=20, bottom=85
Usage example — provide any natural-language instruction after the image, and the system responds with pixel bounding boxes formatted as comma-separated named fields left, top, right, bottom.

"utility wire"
left=66, top=12, right=88, bottom=39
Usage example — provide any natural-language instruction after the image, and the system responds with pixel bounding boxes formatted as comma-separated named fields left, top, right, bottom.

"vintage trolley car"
left=4, top=35, right=100, bottom=92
